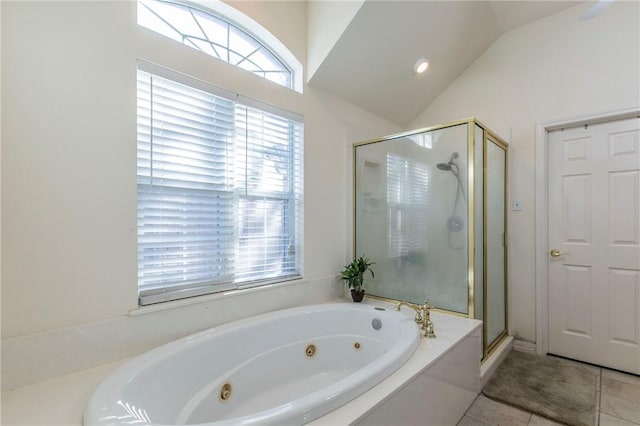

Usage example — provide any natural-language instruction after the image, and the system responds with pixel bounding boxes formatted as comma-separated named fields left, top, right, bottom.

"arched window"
left=138, top=0, right=296, bottom=90
left=135, top=2, right=304, bottom=305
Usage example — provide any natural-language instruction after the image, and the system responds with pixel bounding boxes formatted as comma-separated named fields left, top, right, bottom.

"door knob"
left=550, top=248, right=569, bottom=257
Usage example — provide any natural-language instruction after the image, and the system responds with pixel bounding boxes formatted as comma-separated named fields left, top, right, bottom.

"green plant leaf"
left=340, top=255, right=375, bottom=290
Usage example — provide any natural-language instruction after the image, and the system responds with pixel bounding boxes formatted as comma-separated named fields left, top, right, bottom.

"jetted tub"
left=84, top=303, right=421, bottom=425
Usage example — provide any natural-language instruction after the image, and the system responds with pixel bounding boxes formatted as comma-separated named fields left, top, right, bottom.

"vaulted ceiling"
left=308, top=1, right=582, bottom=127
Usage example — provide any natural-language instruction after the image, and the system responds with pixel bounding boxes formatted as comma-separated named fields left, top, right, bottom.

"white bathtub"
left=84, top=303, right=421, bottom=426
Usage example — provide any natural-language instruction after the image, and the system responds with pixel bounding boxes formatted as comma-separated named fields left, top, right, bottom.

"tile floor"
left=457, top=362, right=640, bottom=426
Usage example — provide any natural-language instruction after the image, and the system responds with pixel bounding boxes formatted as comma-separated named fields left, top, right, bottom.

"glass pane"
left=486, top=139, right=506, bottom=346
left=355, top=123, right=469, bottom=314
left=187, top=37, right=218, bottom=57
left=138, top=1, right=183, bottom=44
left=193, top=10, right=228, bottom=50
left=237, top=197, right=292, bottom=282
left=229, top=51, right=243, bottom=66
left=137, top=68, right=303, bottom=305
left=250, top=48, right=286, bottom=72
left=137, top=0, right=292, bottom=88
left=146, top=1, right=197, bottom=36
left=236, top=59, right=260, bottom=73
left=229, top=26, right=260, bottom=58
left=474, top=124, right=484, bottom=321
left=265, top=71, right=291, bottom=88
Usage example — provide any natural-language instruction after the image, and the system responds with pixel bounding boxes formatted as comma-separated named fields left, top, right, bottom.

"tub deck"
left=2, top=299, right=482, bottom=426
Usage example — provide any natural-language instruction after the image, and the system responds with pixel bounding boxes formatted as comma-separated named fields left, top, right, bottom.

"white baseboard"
left=512, top=339, right=536, bottom=353
left=480, top=335, right=513, bottom=388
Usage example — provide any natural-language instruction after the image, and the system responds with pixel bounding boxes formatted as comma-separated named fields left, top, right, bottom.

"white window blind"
left=137, top=68, right=303, bottom=305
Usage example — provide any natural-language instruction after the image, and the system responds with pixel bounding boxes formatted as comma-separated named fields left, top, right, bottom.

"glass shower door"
left=355, top=123, right=470, bottom=315
left=485, top=135, right=507, bottom=352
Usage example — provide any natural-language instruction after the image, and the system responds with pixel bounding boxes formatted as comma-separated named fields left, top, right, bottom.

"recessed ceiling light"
left=414, top=57, right=429, bottom=74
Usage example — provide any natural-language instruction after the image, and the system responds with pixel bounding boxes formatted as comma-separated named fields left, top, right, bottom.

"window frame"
left=137, top=0, right=303, bottom=92
left=136, top=61, right=304, bottom=306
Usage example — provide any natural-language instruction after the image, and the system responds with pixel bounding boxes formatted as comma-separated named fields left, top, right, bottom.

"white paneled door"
left=548, top=117, right=640, bottom=374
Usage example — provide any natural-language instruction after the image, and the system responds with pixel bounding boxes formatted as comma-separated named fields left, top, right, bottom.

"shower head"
left=436, top=152, right=460, bottom=171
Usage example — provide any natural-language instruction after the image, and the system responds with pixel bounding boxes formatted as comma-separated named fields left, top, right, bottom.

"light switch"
left=512, top=199, right=523, bottom=211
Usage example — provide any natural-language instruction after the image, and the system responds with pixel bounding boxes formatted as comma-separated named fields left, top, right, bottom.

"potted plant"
left=341, top=255, right=375, bottom=302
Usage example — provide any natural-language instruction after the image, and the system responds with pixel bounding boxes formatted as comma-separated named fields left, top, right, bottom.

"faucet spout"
left=394, top=301, right=423, bottom=323
left=394, top=300, right=436, bottom=339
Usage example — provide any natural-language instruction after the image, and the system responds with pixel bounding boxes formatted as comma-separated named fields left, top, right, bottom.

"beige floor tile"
left=602, top=376, right=640, bottom=404
left=597, top=391, right=602, bottom=414
left=548, top=356, right=602, bottom=376
left=597, top=370, right=603, bottom=391
left=466, top=395, right=531, bottom=426
left=600, top=393, right=640, bottom=424
left=528, top=414, right=566, bottom=426
left=457, top=414, right=492, bottom=426
left=599, top=412, right=640, bottom=426
left=602, top=369, right=640, bottom=387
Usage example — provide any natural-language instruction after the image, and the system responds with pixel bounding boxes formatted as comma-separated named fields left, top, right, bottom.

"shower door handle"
left=550, top=248, right=569, bottom=257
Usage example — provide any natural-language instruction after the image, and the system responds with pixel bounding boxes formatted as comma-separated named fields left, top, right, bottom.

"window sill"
left=129, top=276, right=308, bottom=317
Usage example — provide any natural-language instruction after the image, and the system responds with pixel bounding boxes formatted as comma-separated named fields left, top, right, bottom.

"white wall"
left=409, top=1, right=640, bottom=342
left=2, top=1, right=139, bottom=339
left=306, top=0, right=364, bottom=81
left=1, top=0, right=400, bottom=386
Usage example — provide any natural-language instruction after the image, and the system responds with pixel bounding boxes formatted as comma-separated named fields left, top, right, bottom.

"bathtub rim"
left=1, top=298, right=483, bottom=426
left=309, top=299, right=483, bottom=425
left=83, top=302, right=422, bottom=426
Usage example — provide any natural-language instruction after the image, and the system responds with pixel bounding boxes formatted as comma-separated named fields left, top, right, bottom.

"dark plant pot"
left=351, top=289, right=365, bottom=302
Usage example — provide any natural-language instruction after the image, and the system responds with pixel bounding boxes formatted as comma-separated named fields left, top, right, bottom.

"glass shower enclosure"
left=353, top=118, right=508, bottom=358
